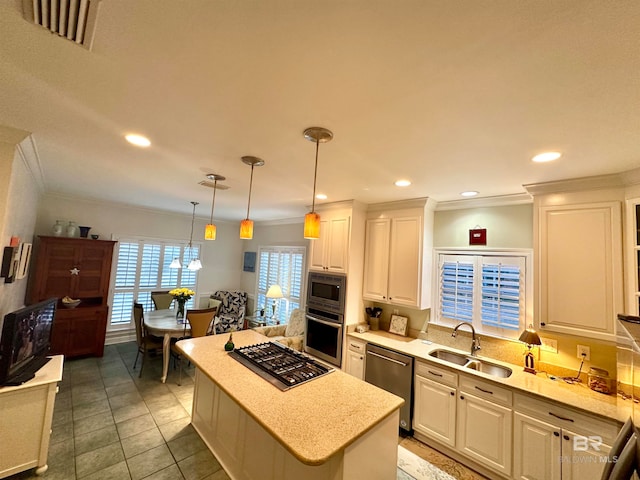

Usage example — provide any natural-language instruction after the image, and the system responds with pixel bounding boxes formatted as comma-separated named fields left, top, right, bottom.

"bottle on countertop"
left=224, top=333, right=234, bottom=352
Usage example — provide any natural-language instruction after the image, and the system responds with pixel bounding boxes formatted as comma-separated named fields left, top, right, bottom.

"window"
left=255, top=246, right=306, bottom=324
left=109, top=238, right=200, bottom=329
left=436, top=249, right=532, bottom=340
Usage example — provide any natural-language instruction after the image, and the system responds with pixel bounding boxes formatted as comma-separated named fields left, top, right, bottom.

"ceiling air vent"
left=22, top=0, right=102, bottom=50
left=198, top=180, right=230, bottom=190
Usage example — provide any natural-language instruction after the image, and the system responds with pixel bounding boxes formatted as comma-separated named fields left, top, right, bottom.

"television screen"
left=0, top=298, right=56, bottom=386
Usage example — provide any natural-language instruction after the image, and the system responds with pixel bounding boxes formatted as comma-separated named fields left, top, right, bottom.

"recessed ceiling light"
left=532, top=151, right=561, bottom=163
left=125, top=133, right=151, bottom=148
left=460, top=191, right=478, bottom=197
left=395, top=179, right=411, bottom=187
left=316, top=193, right=327, bottom=200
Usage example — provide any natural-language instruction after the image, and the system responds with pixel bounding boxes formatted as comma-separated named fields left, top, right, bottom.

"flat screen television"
left=0, top=298, right=56, bottom=386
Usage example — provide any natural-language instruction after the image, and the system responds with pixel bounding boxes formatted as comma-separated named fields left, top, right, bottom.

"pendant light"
left=187, top=201, right=202, bottom=270
left=240, top=156, right=265, bottom=239
left=303, top=127, right=333, bottom=239
left=205, top=173, right=225, bottom=240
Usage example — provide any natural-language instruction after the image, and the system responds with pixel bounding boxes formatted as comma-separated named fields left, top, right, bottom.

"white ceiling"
left=1, top=1, right=639, bottom=221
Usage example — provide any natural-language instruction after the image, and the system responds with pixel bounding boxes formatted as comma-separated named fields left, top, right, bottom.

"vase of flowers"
left=168, top=287, right=195, bottom=321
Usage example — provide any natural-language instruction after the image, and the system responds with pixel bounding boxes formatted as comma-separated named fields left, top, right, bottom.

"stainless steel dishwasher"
left=364, top=343, right=413, bottom=433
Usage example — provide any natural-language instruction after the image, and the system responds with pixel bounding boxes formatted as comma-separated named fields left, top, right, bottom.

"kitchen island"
left=175, top=330, right=403, bottom=480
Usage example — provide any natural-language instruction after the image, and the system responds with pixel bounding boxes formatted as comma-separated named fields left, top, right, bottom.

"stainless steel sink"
left=428, top=348, right=513, bottom=378
left=428, top=349, right=469, bottom=366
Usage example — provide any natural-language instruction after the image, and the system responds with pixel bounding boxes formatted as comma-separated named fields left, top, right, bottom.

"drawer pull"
left=475, top=386, right=494, bottom=395
left=549, top=412, right=574, bottom=422
left=428, top=370, right=443, bottom=377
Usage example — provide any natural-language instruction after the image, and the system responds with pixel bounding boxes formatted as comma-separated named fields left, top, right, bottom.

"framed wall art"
left=389, top=314, right=408, bottom=336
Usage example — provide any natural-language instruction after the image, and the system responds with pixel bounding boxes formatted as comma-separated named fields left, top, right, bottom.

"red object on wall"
left=469, top=228, right=487, bottom=245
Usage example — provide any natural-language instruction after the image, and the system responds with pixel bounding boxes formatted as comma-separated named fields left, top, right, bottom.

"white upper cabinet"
left=309, top=211, right=351, bottom=274
left=362, top=198, right=435, bottom=309
left=526, top=179, right=624, bottom=342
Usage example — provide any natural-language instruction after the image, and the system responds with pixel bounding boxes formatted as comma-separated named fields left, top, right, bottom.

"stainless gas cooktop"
left=229, top=342, right=333, bottom=391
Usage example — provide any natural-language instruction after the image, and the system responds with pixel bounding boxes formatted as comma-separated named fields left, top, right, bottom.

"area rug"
left=397, top=445, right=457, bottom=480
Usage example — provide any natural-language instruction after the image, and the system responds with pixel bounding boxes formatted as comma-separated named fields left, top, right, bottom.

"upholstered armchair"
left=210, top=290, right=248, bottom=334
left=253, top=308, right=305, bottom=351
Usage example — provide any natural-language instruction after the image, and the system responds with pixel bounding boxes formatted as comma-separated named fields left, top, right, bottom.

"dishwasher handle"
left=367, top=350, right=409, bottom=367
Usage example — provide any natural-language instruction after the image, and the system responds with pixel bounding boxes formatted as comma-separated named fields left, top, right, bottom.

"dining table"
left=144, top=309, right=190, bottom=383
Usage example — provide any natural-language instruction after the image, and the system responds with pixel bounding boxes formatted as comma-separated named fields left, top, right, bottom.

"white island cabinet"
left=176, top=330, right=403, bottom=480
left=0, top=355, right=63, bottom=479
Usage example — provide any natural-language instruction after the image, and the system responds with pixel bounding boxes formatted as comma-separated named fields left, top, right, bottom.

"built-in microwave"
left=306, top=271, right=346, bottom=316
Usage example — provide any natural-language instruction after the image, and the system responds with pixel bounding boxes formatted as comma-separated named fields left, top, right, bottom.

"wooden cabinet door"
left=413, top=375, right=456, bottom=447
left=51, top=306, right=108, bottom=358
left=309, top=218, right=329, bottom=271
left=538, top=202, right=622, bottom=341
left=74, top=243, right=114, bottom=299
left=561, top=430, right=611, bottom=480
left=362, top=218, right=391, bottom=302
left=36, top=241, right=77, bottom=300
left=457, top=392, right=512, bottom=476
left=345, top=350, right=364, bottom=380
left=388, top=216, right=422, bottom=306
left=513, top=412, right=561, bottom=480
left=326, top=216, right=350, bottom=273
left=49, top=315, right=71, bottom=355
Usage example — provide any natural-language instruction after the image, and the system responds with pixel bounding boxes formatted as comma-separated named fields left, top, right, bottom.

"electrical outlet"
left=539, top=337, right=558, bottom=353
left=577, top=345, right=591, bottom=361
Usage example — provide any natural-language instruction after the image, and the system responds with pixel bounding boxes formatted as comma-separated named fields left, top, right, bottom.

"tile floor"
left=6, top=341, right=487, bottom=480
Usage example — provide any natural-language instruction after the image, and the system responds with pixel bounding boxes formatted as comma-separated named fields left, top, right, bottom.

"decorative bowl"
left=62, top=299, right=81, bottom=309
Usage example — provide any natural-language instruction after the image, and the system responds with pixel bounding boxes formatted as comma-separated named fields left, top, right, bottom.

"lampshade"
left=266, top=284, right=284, bottom=299
left=169, top=257, right=182, bottom=269
left=187, top=258, right=202, bottom=271
left=205, top=173, right=225, bottom=241
left=240, top=156, right=264, bottom=239
left=304, top=212, right=321, bottom=239
left=518, top=328, right=542, bottom=346
left=303, top=127, right=333, bottom=240
left=239, top=219, right=254, bottom=240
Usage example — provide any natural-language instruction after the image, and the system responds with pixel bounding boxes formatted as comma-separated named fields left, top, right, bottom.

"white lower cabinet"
left=345, top=339, right=366, bottom=380
left=413, top=361, right=512, bottom=477
left=513, top=393, right=616, bottom=480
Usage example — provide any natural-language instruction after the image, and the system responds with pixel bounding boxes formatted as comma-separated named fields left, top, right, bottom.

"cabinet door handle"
left=540, top=322, right=546, bottom=326
left=549, top=412, right=574, bottom=422
left=427, top=370, right=443, bottom=377
left=450, top=391, right=455, bottom=396
left=563, top=435, right=570, bottom=441
left=460, top=395, right=465, bottom=400
left=475, top=386, right=493, bottom=395
left=553, top=431, right=560, bottom=437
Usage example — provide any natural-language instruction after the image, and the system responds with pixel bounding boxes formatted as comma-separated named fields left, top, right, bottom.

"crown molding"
left=435, top=193, right=532, bottom=211
left=524, top=173, right=625, bottom=196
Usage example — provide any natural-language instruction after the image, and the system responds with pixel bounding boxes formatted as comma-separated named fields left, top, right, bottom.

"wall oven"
left=305, top=310, right=343, bottom=367
left=306, top=271, right=346, bottom=316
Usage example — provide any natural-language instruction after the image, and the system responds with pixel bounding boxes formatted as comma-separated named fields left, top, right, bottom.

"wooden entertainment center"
left=29, top=236, right=116, bottom=358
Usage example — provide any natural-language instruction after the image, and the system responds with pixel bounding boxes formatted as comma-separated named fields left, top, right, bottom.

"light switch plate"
left=539, top=337, right=558, bottom=353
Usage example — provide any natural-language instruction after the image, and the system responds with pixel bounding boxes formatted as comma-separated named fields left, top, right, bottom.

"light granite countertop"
left=175, top=329, right=404, bottom=466
left=348, top=330, right=622, bottom=423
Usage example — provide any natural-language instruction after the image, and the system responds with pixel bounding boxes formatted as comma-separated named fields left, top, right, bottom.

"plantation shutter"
left=255, top=246, right=306, bottom=323
left=480, top=256, right=524, bottom=331
left=439, top=255, right=475, bottom=324
left=109, top=239, right=200, bottom=329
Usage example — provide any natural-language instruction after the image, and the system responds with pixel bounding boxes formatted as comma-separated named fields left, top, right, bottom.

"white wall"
left=433, top=203, right=533, bottom=248
left=0, top=133, right=41, bottom=321
left=36, top=194, right=245, bottom=300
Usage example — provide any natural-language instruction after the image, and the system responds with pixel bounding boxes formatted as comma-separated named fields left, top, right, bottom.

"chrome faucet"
left=452, top=322, right=481, bottom=356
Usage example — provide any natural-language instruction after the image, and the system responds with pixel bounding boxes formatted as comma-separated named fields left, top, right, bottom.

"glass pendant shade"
left=169, top=257, right=182, bottom=269
left=240, top=219, right=254, bottom=239
left=304, top=212, right=321, bottom=239
left=303, top=127, right=332, bottom=240
left=240, top=157, right=264, bottom=240
left=205, top=173, right=224, bottom=241
left=188, top=258, right=203, bottom=271
left=205, top=223, right=216, bottom=240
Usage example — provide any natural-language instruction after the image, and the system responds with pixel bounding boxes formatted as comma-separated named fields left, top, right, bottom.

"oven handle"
left=366, top=350, right=409, bottom=367
left=306, top=315, right=342, bottom=328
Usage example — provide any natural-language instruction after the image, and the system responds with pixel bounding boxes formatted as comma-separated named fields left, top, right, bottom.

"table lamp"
left=518, top=325, right=542, bottom=374
left=266, top=284, right=284, bottom=321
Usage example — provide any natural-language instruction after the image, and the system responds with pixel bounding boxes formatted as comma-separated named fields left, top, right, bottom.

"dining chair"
left=601, top=417, right=637, bottom=480
left=151, top=290, right=175, bottom=310
left=133, top=303, right=163, bottom=378
left=171, top=306, right=218, bottom=385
